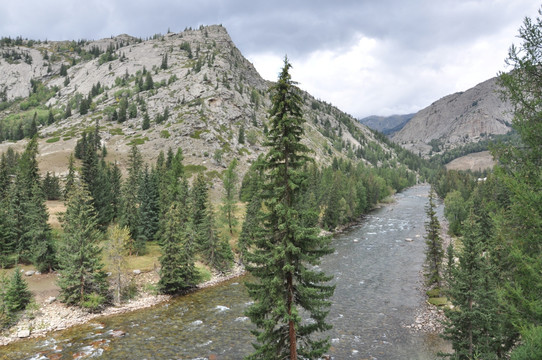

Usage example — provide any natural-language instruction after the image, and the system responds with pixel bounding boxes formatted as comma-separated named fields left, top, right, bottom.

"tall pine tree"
left=245, top=58, right=334, bottom=360
left=138, top=165, right=160, bottom=243
left=220, top=158, right=239, bottom=235
left=424, top=187, right=444, bottom=288
left=194, top=174, right=233, bottom=272
left=57, top=183, right=108, bottom=308
left=120, top=144, right=143, bottom=254
left=158, top=200, right=198, bottom=295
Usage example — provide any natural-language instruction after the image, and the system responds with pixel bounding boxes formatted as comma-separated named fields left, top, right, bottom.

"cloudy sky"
left=1, top=1, right=539, bottom=118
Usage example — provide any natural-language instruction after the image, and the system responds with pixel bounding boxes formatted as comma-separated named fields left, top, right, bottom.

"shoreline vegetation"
left=1, top=185, right=441, bottom=349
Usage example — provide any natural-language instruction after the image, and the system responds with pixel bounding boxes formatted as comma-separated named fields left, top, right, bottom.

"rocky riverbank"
left=0, top=263, right=246, bottom=347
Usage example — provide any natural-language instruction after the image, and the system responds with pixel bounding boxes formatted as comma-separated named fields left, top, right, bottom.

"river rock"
left=110, top=330, right=126, bottom=337
left=17, top=329, right=30, bottom=338
left=133, top=269, right=141, bottom=275
left=25, top=270, right=35, bottom=276
left=45, top=296, right=56, bottom=304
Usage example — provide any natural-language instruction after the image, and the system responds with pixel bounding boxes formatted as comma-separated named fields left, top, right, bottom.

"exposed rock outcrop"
left=392, top=77, right=512, bottom=156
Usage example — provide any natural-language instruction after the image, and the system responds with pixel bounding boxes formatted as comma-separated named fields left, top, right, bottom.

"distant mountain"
left=359, top=113, right=415, bottom=135
left=391, top=77, right=513, bottom=156
left=0, top=25, right=410, bottom=185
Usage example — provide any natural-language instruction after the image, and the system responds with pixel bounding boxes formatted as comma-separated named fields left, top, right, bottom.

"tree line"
left=423, top=9, right=542, bottom=358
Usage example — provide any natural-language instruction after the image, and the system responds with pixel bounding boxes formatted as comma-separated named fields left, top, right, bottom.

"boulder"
left=25, top=270, right=35, bottom=276
left=17, top=329, right=30, bottom=338
left=133, top=269, right=141, bottom=275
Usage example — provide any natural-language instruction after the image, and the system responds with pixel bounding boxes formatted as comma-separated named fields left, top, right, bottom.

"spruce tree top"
left=265, top=57, right=311, bottom=173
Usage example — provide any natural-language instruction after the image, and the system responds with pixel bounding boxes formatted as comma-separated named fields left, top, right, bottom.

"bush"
left=160, top=130, right=171, bottom=139
left=122, top=279, right=138, bottom=301
left=81, top=293, right=106, bottom=313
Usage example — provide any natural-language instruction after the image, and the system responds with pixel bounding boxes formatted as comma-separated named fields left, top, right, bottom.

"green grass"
left=428, top=297, right=448, bottom=307
left=238, top=147, right=251, bottom=156
left=206, top=170, right=221, bottom=181
left=197, top=266, right=212, bottom=282
left=160, top=130, right=171, bottom=139
left=109, top=128, right=124, bottom=136
left=45, top=137, right=60, bottom=143
left=185, top=164, right=207, bottom=177
left=127, top=137, right=149, bottom=146
left=190, top=129, right=209, bottom=139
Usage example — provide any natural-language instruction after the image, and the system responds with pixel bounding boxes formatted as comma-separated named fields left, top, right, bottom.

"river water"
left=1, top=185, right=449, bottom=359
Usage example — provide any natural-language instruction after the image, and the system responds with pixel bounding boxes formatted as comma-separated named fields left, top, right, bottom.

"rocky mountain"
left=0, top=25, right=404, bottom=187
left=359, top=113, right=414, bottom=135
left=391, top=77, right=513, bottom=156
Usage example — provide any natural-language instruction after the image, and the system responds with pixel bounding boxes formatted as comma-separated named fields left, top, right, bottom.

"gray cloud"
left=0, top=0, right=539, bottom=117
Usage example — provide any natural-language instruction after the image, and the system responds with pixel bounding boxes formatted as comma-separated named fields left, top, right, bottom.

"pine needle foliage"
left=245, top=57, right=335, bottom=360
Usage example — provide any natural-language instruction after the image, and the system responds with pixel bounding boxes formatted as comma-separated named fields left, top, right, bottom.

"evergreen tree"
left=444, top=190, right=467, bottom=236
left=493, top=7, right=542, bottom=354
left=142, top=112, right=150, bottom=130
left=424, top=187, right=444, bottom=288
left=79, top=98, right=89, bottom=115
left=161, top=53, right=168, bottom=70
left=57, top=183, right=108, bottom=308
left=93, top=159, right=116, bottom=227
left=239, top=155, right=265, bottom=202
left=441, top=211, right=503, bottom=359
left=0, top=198, right=15, bottom=268
left=109, top=162, right=122, bottom=220
left=4, top=267, right=32, bottom=314
left=120, top=144, right=143, bottom=254
left=64, top=102, right=71, bottom=119
left=128, top=102, right=137, bottom=118
left=245, top=58, right=335, bottom=360
left=238, top=194, right=262, bottom=264
left=192, top=172, right=208, bottom=242
left=0, top=273, right=8, bottom=327
left=158, top=201, right=198, bottom=294
left=10, top=137, right=49, bottom=264
left=138, top=165, right=160, bottom=243
left=27, top=182, right=56, bottom=272
left=144, top=72, right=154, bottom=91
left=118, top=98, right=128, bottom=123
left=28, top=115, right=38, bottom=138
left=156, top=148, right=186, bottom=242
left=220, top=158, right=238, bottom=235
left=322, top=173, right=342, bottom=230
left=64, top=153, right=76, bottom=199
left=238, top=124, right=245, bottom=144
left=42, top=171, right=62, bottom=200
left=193, top=173, right=233, bottom=271
left=47, top=109, right=55, bottom=125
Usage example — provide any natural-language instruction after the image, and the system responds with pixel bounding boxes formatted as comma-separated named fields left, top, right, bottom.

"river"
left=1, top=185, right=449, bottom=359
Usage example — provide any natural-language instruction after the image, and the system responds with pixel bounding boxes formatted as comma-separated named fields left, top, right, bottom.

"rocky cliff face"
left=391, top=77, right=512, bottom=156
left=0, top=26, right=398, bottom=182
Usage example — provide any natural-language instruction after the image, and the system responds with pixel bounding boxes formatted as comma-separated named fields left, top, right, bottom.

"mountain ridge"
left=359, top=113, right=415, bottom=135
left=0, top=25, right=409, bottom=187
left=391, top=76, right=513, bottom=156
